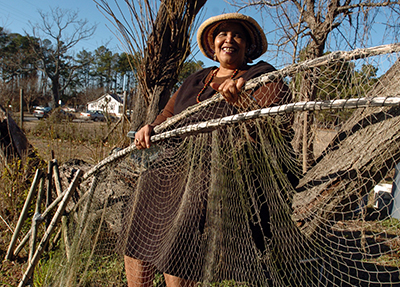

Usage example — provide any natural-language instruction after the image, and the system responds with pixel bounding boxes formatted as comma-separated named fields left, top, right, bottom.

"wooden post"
left=20, top=89, right=23, bottom=130
left=13, top=231, right=30, bottom=258
left=18, top=169, right=83, bottom=287
left=52, top=159, right=71, bottom=259
left=5, top=169, right=42, bottom=261
left=302, top=111, right=308, bottom=174
left=45, top=160, right=54, bottom=244
left=78, top=174, right=100, bottom=236
left=122, top=90, right=127, bottom=129
left=13, top=176, right=76, bottom=257
left=29, top=175, right=45, bottom=262
left=52, top=160, right=62, bottom=197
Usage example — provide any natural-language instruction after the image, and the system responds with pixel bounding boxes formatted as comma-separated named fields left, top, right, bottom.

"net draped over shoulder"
left=122, top=62, right=300, bottom=284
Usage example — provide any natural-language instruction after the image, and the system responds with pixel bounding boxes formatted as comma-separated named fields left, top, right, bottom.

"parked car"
left=79, top=110, right=105, bottom=121
left=50, top=108, right=76, bottom=122
left=33, top=106, right=52, bottom=119
left=62, top=106, right=77, bottom=113
left=106, top=114, right=119, bottom=122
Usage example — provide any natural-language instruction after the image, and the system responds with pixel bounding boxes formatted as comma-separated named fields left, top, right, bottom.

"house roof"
left=87, top=93, right=123, bottom=105
left=109, top=93, right=123, bottom=103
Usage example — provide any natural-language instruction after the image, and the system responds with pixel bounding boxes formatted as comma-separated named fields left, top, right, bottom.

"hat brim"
left=197, top=13, right=268, bottom=61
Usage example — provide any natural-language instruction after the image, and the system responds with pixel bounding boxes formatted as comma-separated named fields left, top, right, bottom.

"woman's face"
left=213, top=22, right=247, bottom=68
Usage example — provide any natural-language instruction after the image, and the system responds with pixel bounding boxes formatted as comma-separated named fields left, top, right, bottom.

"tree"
left=27, top=7, right=97, bottom=108
left=20, top=76, right=47, bottom=113
left=0, top=30, right=37, bottom=82
left=0, top=29, right=40, bottom=110
left=234, top=0, right=400, bottom=65
left=176, top=59, right=204, bottom=89
left=232, top=0, right=400, bottom=172
left=75, top=49, right=95, bottom=91
left=305, top=58, right=380, bottom=128
left=95, top=0, right=207, bottom=131
left=115, top=52, right=136, bottom=92
left=93, top=45, right=117, bottom=91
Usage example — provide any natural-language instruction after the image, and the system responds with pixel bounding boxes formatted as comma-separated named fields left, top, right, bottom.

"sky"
left=0, top=0, right=254, bottom=68
left=0, top=0, right=395, bottom=74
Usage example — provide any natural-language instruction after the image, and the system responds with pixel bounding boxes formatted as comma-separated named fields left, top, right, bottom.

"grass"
left=24, top=118, right=130, bottom=165
left=0, top=117, right=131, bottom=286
left=32, top=250, right=128, bottom=287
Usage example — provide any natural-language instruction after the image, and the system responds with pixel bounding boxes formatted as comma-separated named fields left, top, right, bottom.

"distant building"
left=87, top=93, right=124, bottom=117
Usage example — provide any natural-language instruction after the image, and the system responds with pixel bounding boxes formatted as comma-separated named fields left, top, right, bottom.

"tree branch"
left=337, top=0, right=400, bottom=13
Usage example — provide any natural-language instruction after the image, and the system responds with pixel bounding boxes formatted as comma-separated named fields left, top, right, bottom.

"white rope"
left=82, top=96, right=400, bottom=180
left=83, top=43, right=400, bottom=179
left=154, top=43, right=400, bottom=134
left=151, top=96, right=400, bottom=142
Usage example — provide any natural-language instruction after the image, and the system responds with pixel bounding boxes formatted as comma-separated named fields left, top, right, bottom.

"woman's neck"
left=218, top=63, right=248, bottom=77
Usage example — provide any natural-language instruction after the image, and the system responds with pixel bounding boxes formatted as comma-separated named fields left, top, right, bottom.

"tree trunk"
left=130, top=0, right=207, bottom=131
left=50, top=76, right=60, bottom=108
left=292, top=60, right=400, bottom=236
left=292, top=41, right=325, bottom=173
left=292, top=70, right=318, bottom=173
left=130, top=87, right=149, bottom=132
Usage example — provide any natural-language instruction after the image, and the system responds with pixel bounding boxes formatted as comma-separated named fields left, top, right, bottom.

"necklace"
left=196, top=68, right=239, bottom=103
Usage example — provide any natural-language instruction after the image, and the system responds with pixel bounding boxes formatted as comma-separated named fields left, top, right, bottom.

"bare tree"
left=27, top=7, right=97, bottom=108
left=94, top=0, right=207, bottom=131
left=18, top=76, right=46, bottom=113
left=231, top=0, right=400, bottom=172
left=233, top=0, right=400, bottom=64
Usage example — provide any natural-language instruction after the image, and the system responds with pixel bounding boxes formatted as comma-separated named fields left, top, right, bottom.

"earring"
left=244, top=54, right=253, bottom=64
left=213, top=53, right=217, bottom=61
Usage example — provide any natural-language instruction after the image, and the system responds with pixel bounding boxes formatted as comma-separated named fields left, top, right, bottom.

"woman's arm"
left=251, top=80, right=291, bottom=107
left=151, top=92, right=178, bottom=126
left=211, top=77, right=291, bottom=109
left=134, top=92, right=178, bottom=149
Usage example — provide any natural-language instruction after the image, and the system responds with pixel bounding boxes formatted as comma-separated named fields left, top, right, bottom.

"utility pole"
left=122, top=75, right=128, bottom=130
left=20, top=89, right=24, bottom=129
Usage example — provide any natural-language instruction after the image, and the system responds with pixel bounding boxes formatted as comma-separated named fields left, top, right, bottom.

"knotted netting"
left=35, top=44, right=400, bottom=287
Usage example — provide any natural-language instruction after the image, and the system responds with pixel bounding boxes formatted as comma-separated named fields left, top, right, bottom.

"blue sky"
left=0, top=0, right=393, bottom=73
left=0, top=0, right=251, bottom=67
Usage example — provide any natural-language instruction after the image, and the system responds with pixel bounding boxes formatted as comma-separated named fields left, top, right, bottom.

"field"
left=23, top=117, right=129, bottom=164
left=0, top=116, right=130, bottom=286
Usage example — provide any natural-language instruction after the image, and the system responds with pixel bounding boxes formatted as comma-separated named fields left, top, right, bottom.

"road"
left=22, top=113, right=89, bottom=123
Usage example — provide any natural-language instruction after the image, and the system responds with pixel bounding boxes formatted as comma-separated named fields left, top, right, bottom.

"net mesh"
left=34, top=45, right=400, bottom=286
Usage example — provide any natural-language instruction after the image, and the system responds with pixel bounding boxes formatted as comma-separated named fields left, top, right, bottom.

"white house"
left=87, top=93, right=124, bottom=117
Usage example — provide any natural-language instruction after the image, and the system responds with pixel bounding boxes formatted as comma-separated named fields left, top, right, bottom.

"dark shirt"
left=152, top=61, right=286, bottom=126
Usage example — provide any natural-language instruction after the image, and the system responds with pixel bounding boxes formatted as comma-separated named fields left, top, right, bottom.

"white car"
left=62, top=107, right=77, bottom=113
left=79, top=110, right=105, bottom=121
left=33, top=106, right=52, bottom=119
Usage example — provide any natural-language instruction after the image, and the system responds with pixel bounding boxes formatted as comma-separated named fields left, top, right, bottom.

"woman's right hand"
left=210, top=77, right=245, bottom=105
left=134, top=124, right=154, bottom=149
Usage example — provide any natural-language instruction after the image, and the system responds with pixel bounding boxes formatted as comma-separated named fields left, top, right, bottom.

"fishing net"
left=19, top=44, right=400, bottom=286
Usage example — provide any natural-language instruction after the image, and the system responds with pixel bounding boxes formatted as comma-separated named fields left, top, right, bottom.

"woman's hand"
left=134, top=124, right=154, bottom=150
left=210, top=77, right=245, bottom=104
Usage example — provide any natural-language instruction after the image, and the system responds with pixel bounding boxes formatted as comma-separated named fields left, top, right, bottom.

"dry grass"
left=0, top=117, right=131, bottom=286
left=23, top=119, right=130, bottom=165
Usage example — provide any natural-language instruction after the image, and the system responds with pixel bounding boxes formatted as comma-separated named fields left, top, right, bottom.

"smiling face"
left=212, top=21, right=248, bottom=69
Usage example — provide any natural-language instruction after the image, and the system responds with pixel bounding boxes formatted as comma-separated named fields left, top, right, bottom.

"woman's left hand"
left=210, top=77, right=245, bottom=105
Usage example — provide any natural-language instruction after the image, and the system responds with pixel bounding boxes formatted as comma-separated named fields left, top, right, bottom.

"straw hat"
left=197, top=13, right=268, bottom=62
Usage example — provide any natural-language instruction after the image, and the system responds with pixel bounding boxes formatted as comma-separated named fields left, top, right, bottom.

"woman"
left=125, top=13, right=292, bottom=287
